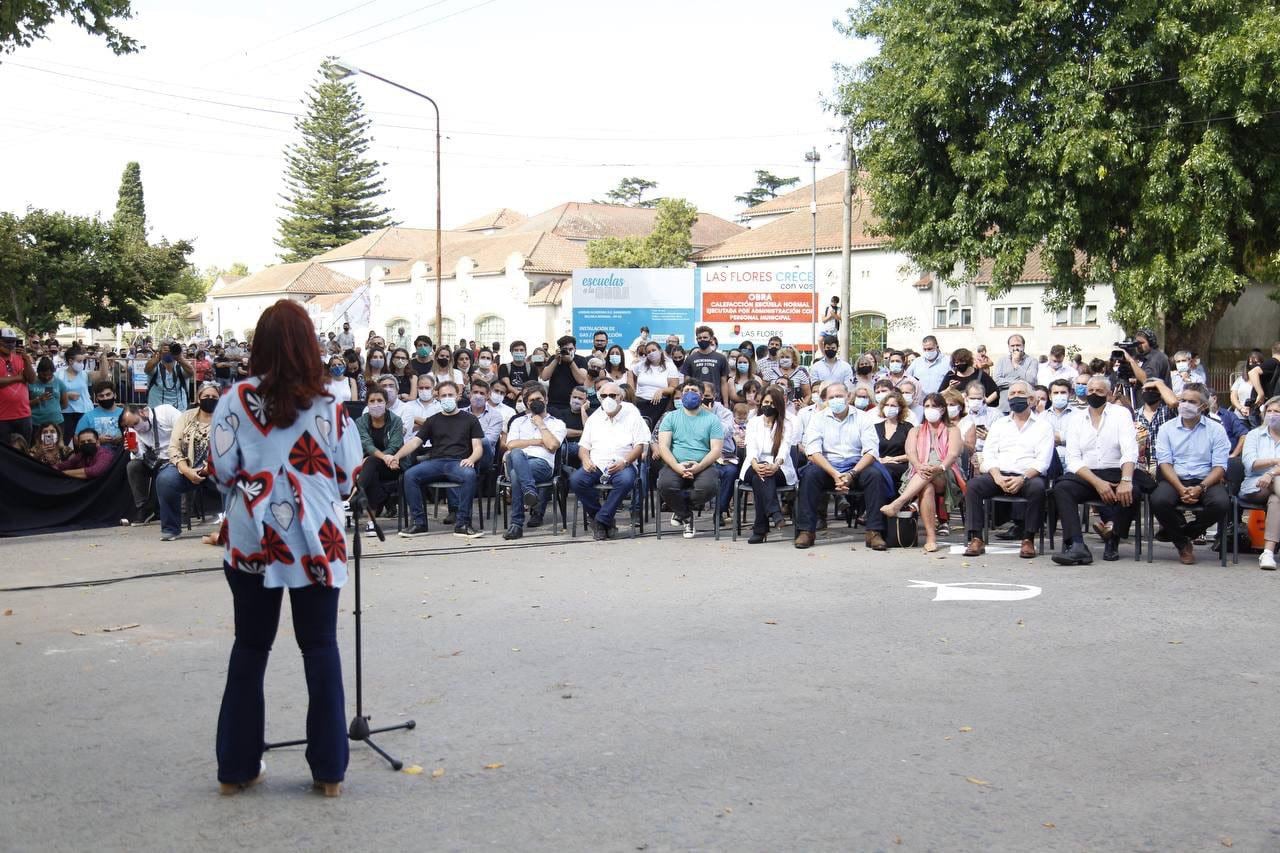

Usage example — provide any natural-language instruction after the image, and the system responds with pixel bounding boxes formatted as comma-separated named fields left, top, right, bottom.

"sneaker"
left=502, top=524, right=523, bottom=540
left=523, top=490, right=539, bottom=514
left=682, top=520, right=696, bottom=539
left=160, top=531, right=181, bottom=542
left=365, top=521, right=380, bottom=537
left=1260, top=550, right=1277, bottom=570
left=527, top=510, right=544, bottom=528
left=442, top=511, right=457, bottom=526
left=398, top=523, right=430, bottom=538
left=454, top=525, right=484, bottom=540
left=670, top=513, right=685, bottom=528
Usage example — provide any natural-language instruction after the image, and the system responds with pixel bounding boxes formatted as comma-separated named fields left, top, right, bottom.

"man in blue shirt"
left=657, top=380, right=724, bottom=539
left=906, top=335, right=949, bottom=395
left=1150, top=382, right=1232, bottom=564
left=78, top=381, right=126, bottom=449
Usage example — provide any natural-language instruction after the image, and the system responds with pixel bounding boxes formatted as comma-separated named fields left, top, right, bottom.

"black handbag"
left=884, top=509, right=919, bottom=549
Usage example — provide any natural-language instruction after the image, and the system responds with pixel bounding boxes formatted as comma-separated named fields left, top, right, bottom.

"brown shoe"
left=963, top=537, right=985, bottom=557
left=1020, top=538, right=1037, bottom=559
left=313, top=780, right=342, bottom=798
left=794, top=530, right=815, bottom=549
left=1177, top=540, right=1196, bottom=565
left=865, top=531, right=887, bottom=551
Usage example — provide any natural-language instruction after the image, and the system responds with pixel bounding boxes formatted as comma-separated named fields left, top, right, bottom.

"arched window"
left=384, top=317, right=412, bottom=346
left=474, top=315, right=506, bottom=350
left=848, top=313, right=888, bottom=356
left=428, top=317, right=457, bottom=344
left=935, top=298, right=972, bottom=328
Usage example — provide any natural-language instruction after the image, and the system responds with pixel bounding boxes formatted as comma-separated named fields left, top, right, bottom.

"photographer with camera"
left=145, top=341, right=195, bottom=411
left=540, top=334, right=589, bottom=420
left=1120, top=329, right=1172, bottom=387
left=0, top=329, right=37, bottom=445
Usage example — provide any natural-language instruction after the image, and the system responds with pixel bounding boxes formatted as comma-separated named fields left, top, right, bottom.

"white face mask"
left=883, top=405, right=900, bottom=419
left=367, top=402, right=386, bottom=417
left=924, top=407, right=943, bottom=423
left=1176, top=361, right=1189, bottom=372
left=966, top=398, right=983, bottom=413
left=874, top=391, right=888, bottom=403
left=1051, top=393, right=1069, bottom=410
left=947, top=404, right=961, bottom=419
left=601, top=397, right=620, bottom=415
left=779, top=358, right=793, bottom=369
left=647, top=350, right=662, bottom=364
left=418, top=389, right=433, bottom=402
left=902, top=393, right=915, bottom=405
left=923, top=349, right=939, bottom=361
left=490, top=392, right=504, bottom=405
left=478, top=359, right=492, bottom=369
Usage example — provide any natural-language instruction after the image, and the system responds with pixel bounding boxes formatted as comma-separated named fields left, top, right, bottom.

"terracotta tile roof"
left=501, top=201, right=743, bottom=248
left=528, top=279, right=569, bottom=306
left=692, top=203, right=889, bottom=261
left=740, top=172, right=870, bottom=218
left=381, top=231, right=587, bottom=282
left=454, top=208, right=527, bottom=232
left=971, top=246, right=1088, bottom=285
left=305, top=291, right=356, bottom=312
left=211, top=262, right=362, bottom=297
left=312, top=227, right=467, bottom=262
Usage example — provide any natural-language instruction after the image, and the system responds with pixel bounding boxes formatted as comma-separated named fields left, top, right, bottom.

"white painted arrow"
left=907, top=580, right=1042, bottom=602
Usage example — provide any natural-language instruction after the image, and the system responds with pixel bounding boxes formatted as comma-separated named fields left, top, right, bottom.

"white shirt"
left=958, top=407, right=1001, bottom=452
left=133, top=404, right=181, bottom=459
left=1036, top=361, right=1076, bottom=387
left=401, top=398, right=441, bottom=432
left=741, top=414, right=799, bottom=485
left=803, top=406, right=870, bottom=471
left=1065, top=403, right=1139, bottom=473
left=337, top=332, right=355, bottom=350
left=505, top=412, right=568, bottom=466
left=327, top=377, right=353, bottom=404
left=982, top=412, right=1055, bottom=475
left=579, top=402, right=650, bottom=468
left=810, top=357, right=853, bottom=386
left=632, top=359, right=679, bottom=400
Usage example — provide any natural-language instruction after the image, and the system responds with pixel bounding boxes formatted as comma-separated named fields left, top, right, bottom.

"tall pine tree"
left=114, top=161, right=146, bottom=240
left=276, top=59, right=393, bottom=262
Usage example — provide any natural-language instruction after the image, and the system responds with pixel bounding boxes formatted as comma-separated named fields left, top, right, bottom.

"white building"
left=206, top=262, right=361, bottom=341
left=694, top=174, right=1126, bottom=360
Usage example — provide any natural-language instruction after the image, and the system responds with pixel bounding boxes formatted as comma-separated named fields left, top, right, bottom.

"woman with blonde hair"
left=880, top=392, right=964, bottom=553
left=760, top=345, right=812, bottom=407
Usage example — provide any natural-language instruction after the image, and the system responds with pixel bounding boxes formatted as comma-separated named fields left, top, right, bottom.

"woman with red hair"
left=208, top=299, right=363, bottom=798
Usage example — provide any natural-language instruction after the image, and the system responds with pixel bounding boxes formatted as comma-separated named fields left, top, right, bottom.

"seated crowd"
left=5, top=324, right=1279, bottom=569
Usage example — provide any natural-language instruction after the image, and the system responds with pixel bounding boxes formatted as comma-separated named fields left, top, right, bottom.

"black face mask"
left=759, top=404, right=777, bottom=418
left=697, top=340, right=713, bottom=350
left=199, top=397, right=219, bottom=413
left=825, top=349, right=839, bottom=359
left=528, top=400, right=547, bottom=415
left=78, top=443, right=98, bottom=458
left=768, top=347, right=779, bottom=356
left=953, top=363, right=971, bottom=373
left=1141, top=388, right=1162, bottom=405
left=702, top=397, right=713, bottom=406
left=856, top=365, right=872, bottom=376
left=1008, top=397, right=1029, bottom=413
left=97, top=397, right=116, bottom=409
left=1086, top=393, right=1108, bottom=409
left=437, top=355, right=450, bottom=365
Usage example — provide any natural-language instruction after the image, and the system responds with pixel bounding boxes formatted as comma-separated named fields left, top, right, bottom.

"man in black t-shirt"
left=393, top=380, right=484, bottom=538
left=498, top=339, right=532, bottom=389
left=541, top=334, right=588, bottom=418
left=1248, top=341, right=1280, bottom=412
left=681, top=325, right=730, bottom=402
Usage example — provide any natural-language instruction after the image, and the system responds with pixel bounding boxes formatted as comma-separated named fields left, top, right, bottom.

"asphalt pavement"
left=1, top=517, right=1277, bottom=852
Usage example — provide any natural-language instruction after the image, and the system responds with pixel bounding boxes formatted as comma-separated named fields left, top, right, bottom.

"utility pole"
left=804, top=147, right=820, bottom=358
left=840, top=124, right=854, bottom=357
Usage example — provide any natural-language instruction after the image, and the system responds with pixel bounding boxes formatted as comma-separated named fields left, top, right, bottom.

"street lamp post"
left=332, top=60, right=442, bottom=342
left=804, top=147, right=820, bottom=358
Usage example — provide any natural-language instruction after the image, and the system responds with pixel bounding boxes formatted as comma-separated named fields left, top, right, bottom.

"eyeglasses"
left=598, top=393, right=620, bottom=399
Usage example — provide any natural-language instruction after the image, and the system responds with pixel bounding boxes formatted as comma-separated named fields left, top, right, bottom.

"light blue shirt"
left=810, top=358, right=853, bottom=386
left=1155, top=416, right=1230, bottom=481
left=56, top=366, right=91, bottom=415
left=802, top=408, right=868, bottom=472
left=1241, top=425, right=1280, bottom=496
left=907, top=353, right=950, bottom=395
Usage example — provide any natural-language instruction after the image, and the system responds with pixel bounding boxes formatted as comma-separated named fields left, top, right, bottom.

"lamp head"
left=330, top=59, right=361, bottom=80
left=804, top=148, right=821, bottom=164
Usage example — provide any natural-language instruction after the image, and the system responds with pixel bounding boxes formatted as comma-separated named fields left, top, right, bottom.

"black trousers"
left=744, top=468, right=787, bottom=535
left=356, top=456, right=400, bottom=513
left=1053, top=468, right=1155, bottom=545
left=1149, top=477, right=1230, bottom=544
left=126, top=458, right=156, bottom=521
left=966, top=472, right=1046, bottom=540
left=795, top=464, right=886, bottom=533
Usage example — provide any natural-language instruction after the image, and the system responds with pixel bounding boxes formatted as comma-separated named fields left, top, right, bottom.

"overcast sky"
left=0, top=0, right=870, bottom=270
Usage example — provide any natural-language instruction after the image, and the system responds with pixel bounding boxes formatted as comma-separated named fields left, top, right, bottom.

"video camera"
left=1111, top=340, right=1139, bottom=382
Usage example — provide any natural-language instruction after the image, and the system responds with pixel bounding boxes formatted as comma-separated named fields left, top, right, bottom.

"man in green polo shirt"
left=657, top=380, right=725, bottom=539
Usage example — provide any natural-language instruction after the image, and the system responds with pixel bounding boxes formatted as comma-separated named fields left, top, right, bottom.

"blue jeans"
left=716, top=462, right=738, bottom=514
left=571, top=464, right=638, bottom=528
left=216, top=567, right=347, bottom=784
left=405, top=458, right=477, bottom=528
left=505, top=449, right=552, bottom=526
left=444, top=438, right=493, bottom=511
left=156, top=462, right=201, bottom=536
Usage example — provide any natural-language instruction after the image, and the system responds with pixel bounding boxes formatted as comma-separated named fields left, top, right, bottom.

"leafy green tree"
left=113, top=160, right=145, bottom=240
left=835, top=0, right=1280, bottom=355
left=143, top=292, right=194, bottom=339
left=600, top=176, right=659, bottom=208
left=0, top=0, right=139, bottom=55
left=585, top=198, right=698, bottom=268
left=276, top=59, right=393, bottom=263
left=0, top=208, right=191, bottom=336
left=735, top=170, right=800, bottom=208
left=169, top=261, right=251, bottom=302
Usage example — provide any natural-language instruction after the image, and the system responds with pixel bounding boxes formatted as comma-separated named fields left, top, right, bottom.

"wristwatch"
left=1120, top=476, right=1133, bottom=482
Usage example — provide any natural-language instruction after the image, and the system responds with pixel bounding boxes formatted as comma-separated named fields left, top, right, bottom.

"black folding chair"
left=493, top=445, right=566, bottom=534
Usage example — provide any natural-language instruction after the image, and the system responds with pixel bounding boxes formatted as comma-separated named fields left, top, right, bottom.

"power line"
left=197, top=0, right=386, bottom=70
left=247, top=0, right=456, bottom=72
left=347, top=0, right=500, bottom=52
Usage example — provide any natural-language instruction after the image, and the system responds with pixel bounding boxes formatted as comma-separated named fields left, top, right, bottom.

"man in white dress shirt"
left=1051, top=375, right=1156, bottom=564
left=963, top=380, right=1055, bottom=559
left=500, top=384, right=567, bottom=539
left=570, top=381, right=651, bottom=540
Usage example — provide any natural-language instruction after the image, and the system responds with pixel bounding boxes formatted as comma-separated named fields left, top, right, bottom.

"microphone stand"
left=264, top=489, right=416, bottom=770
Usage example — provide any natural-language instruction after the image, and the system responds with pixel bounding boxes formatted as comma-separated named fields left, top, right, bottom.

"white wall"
left=209, top=293, right=304, bottom=341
